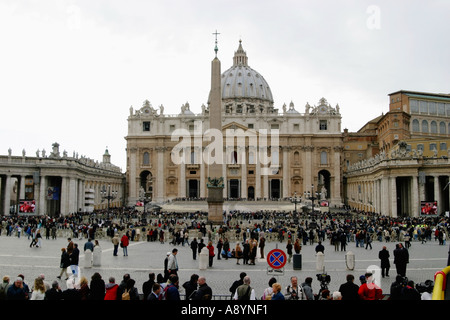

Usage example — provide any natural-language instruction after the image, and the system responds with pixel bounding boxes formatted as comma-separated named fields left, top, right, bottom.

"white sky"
left=1, top=0, right=449, bottom=171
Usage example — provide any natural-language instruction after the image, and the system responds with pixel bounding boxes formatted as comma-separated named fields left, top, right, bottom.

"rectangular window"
left=438, top=103, right=445, bottom=116
left=440, top=143, right=447, bottom=151
left=428, top=102, right=437, bottom=115
left=417, top=144, right=424, bottom=151
left=419, top=101, right=428, bottom=114
left=410, top=99, right=419, bottom=113
left=143, top=121, right=151, bottom=132
left=319, top=120, right=327, bottom=130
left=430, top=143, right=437, bottom=151
left=271, top=124, right=279, bottom=130
left=293, top=124, right=299, bottom=131
left=248, top=123, right=254, bottom=129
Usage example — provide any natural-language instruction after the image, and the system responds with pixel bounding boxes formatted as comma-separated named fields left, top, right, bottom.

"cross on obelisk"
left=207, top=30, right=224, bottom=224
left=212, top=30, right=220, bottom=57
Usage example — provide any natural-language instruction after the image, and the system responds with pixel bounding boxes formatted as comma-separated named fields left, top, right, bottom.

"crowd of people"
left=0, top=207, right=448, bottom=301
left=0, top=268, right=433, bottom=301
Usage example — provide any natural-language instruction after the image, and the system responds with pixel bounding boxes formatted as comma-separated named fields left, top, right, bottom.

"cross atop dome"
left=233, top=39, right=248, bottom=67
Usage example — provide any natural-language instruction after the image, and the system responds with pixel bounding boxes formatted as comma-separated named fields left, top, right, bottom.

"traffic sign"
left=267, top=249, right=287, bottom=269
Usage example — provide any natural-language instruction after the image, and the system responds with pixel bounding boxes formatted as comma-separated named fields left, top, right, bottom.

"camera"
left=316, top=272, right=331, bottom=290
left=415, top=280, right=434, bottom=293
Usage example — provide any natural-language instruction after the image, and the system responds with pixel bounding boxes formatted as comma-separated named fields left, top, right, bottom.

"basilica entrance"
left=229, top=179, right=239, bottom=199
left=248, top=186, right=255, bottom=200
left=188, top=180, right=199, bottom=198
left=140, top=171, right=153, bottom=200
left=270, top=179, right=280, bottom=199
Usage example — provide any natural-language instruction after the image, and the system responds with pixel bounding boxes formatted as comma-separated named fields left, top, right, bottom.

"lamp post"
left=294, top=192, right=298, bottom=215
left=139, top=192, right=152, bottom=219
left=309, top=184, right=319, bottom=215
left=101, top=185, right=117, bottom=214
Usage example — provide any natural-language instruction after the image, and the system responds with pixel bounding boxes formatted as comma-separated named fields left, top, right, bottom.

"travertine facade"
left=0, top=143, right=125, bottom=216
left=125, top=41, right=344, bottom=207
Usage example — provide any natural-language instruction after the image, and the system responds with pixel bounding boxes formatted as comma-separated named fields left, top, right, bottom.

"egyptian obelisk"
left=207, top=31, right=224, bottom=224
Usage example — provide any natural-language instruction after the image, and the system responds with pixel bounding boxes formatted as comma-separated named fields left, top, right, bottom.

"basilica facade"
left=125, top=41, right=344, bottom=207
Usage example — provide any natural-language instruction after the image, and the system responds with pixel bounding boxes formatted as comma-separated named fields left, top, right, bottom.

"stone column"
left=412, top=175, right=419, bottom=217
left=2, top=175, right=11, bottom=216
left=381, top=177, right=389, bottom=216
left=240, top=147, right=247, bottom=199
left=434, top=175, right=441, bottom=215
left=156, top=147, right=165, bottom=202
left=282, top=146, right=289, bottom=198
left=179, top=149, right=186, bottom=198
left=332, top=146, right=342, bottom=206
left=19, top=175, right=26, bottom=201
left=200, top=150, right=206, bottom=198
left=129, top=148, right=137, bottom=205
left=60, top=176, right=69, bottom=215
left=390, top=176, right=397, bottom=217
left=38, top=175, right=47, bottom=215
left=78, top=179, right=84, bottom=213
left=68, top=177, right=77, bottom=214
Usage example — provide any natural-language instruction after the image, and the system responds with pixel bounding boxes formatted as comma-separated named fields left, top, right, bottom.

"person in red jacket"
left=121, top=233, right=129, bottom=256
left=104, top=277, right=119, bottom=300
left=207, top=241, right=215, bottom=267
left=358, top=272, right=383, bottom=300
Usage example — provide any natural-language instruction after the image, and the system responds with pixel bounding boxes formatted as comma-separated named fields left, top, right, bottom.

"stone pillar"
left=434, top=175, right=441, bottom=215
left=282, top=147, right=289, bottom=198
left=332, top=146, right=342, bottom=206
left=241, top=147, right=247, bottom=199
left=200, top=152, right=206, bottom=198
left=19, top=175, right=26, bottom=201
left=255, top=148, right=261, bottom=200
left=412, top=175, right=419, bottom=217
left=68, top=177, right=77, bottom=214
left=179, top=157, right=186, bottom=198
left=38, top=175, right=47, bottom=215
left=390, top=176, right=397, bottom=217
left=2, top=175, right=11, bottom=215
left=381, top=177, right=389, bottom=216
left=60, top=176, right=69, bottom=215
left=129, top=148, right=137, bottom=205
left=156, top=147, right=165, bottom=202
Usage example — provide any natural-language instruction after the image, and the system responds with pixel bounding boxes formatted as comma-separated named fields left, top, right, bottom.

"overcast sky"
left=1, top=0, right=449, bottom=171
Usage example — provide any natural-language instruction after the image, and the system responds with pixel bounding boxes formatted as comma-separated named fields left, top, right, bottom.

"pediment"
left=222, top=122, right=258, bottom=134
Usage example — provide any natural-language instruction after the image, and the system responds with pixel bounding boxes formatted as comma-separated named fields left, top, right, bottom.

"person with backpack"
left=233, top=276, right=255, bottom=300
left=162, top=274, right=180, bottom=300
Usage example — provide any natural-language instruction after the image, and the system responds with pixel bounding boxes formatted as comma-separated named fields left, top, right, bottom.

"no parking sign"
left=267, top=249, right=287, bottom=270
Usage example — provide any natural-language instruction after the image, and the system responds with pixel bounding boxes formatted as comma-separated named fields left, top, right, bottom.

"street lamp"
left=101, top=185, right=118, bottom=214
left=139, top=192, right=152, bottom=218
left=294, top=192, right=298, bottom=215
left=309, top=184, right=318, bottom=215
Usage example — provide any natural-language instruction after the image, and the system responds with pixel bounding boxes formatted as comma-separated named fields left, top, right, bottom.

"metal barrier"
left=432, top=266, right=450, bottom=300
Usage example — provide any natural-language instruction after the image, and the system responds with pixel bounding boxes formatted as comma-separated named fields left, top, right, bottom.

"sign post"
left=267, top=248, right=287, bottom=275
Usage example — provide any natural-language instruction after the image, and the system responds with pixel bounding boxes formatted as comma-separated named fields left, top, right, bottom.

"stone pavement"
left=0, top=232, right=447, bottom=299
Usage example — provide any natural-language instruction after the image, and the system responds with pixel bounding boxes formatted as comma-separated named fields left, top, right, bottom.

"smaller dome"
left=286, top=101, right=299, bottom=114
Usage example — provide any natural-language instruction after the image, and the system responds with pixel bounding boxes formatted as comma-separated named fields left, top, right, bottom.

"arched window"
left=422, top=120, right=429, bottom=133
left=143, top=152, right=150, bottom=165
left=412, top=119, right=420, bottom=132
left=430, top=121, right=437, bottom=134
left=439, top=122, right=446, bottom=134
left=320, top=151, right=328, bottom=165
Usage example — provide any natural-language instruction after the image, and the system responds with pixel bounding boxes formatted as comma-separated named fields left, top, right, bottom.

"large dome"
left=221, top=41, right=273, bottom=103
